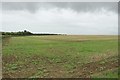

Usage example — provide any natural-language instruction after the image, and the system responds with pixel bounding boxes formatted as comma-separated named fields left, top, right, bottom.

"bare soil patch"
left=72, top=56, right=118, bottom=78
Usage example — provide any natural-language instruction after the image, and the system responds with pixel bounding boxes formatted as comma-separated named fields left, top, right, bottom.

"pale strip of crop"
left=28, top=35, right=118, bottom=42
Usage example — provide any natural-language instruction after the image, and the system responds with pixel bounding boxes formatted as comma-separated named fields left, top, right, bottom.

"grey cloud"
left=2, top=2, right=40, bottom=13
left=118, top=2, right=120, bottom=13
left=2, top=2, right=118, bottom=13
left=52, top=2, right=118, bottom=13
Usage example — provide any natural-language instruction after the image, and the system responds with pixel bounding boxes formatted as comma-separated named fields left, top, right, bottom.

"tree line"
left=2, top=30, right=62, bottom=36
left=2, top=30, right=32, bottom=36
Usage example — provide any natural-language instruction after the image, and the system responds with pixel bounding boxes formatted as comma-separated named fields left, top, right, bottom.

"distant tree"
left=24, top=30, right=27, bottom=33
left=23, top=30, right=32, bottom=35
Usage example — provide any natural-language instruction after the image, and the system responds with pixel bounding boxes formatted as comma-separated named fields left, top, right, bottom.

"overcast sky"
left=1, top=2, right=118, bottom=35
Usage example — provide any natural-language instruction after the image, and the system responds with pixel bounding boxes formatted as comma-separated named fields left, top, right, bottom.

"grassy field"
left=2, top=35, right=118, bottom=78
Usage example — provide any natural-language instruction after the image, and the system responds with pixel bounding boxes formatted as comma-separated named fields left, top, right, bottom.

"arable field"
left=2, top=35, right=118, bottom=78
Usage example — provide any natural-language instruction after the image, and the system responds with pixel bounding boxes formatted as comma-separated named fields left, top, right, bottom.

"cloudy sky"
left=1, top=2, right=118, bottom=35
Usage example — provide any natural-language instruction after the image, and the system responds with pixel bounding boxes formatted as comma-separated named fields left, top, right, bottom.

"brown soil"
left=2, top=56, right=118, bottom=78
left=71, top=56, right=118, bottom=78
left=2, top=55, right=18, bottom=64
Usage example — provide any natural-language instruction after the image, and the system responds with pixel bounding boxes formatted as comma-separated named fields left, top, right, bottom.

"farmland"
left=2, top=35, right=118, bottom=78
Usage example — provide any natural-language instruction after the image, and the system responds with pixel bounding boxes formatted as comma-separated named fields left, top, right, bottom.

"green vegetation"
left=2, top=35, right=118, bottom=78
